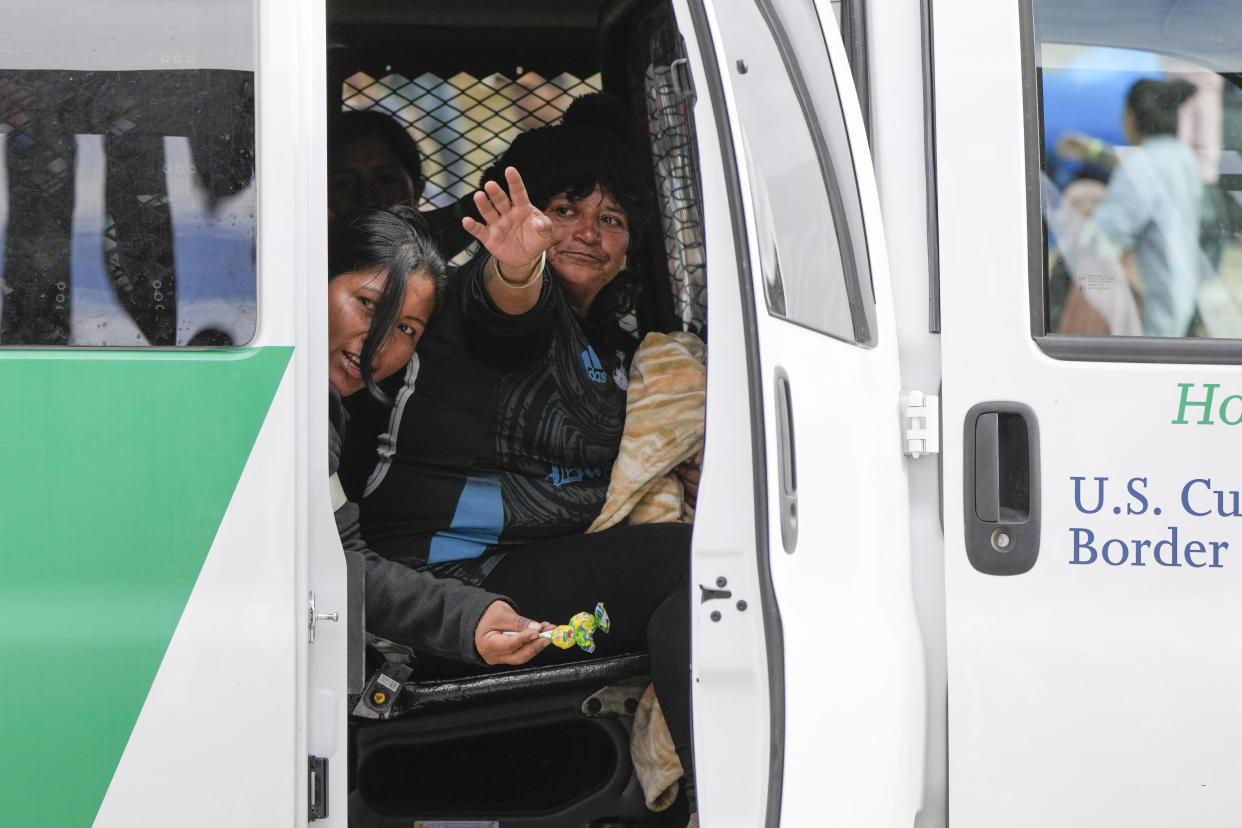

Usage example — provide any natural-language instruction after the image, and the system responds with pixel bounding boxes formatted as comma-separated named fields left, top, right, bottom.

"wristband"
left=491, top=251, right=546, bottom=289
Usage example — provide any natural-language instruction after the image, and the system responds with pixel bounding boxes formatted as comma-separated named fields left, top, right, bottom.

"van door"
left=676, top=0, right=925, bottom=823
left=0, top=0, right=330, bottom=824
left=936, top=0, right=1242, bottom=824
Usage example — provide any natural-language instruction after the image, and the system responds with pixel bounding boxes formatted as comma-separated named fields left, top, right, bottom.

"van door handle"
left=775, top=368, right=798, bottom=554
left=963, top=403, right=1040, bottom=575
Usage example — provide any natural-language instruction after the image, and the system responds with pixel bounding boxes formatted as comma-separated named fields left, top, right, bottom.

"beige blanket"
left=588, top=330, right=705, bottom=810
left=588, top=331, right=705, bottom=533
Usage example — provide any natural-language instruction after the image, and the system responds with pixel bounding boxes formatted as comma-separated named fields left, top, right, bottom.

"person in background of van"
left=328, top=110, right=477, bottom=258
left=1054, top=78, right=1203, bottom=337
left=328, top=206, right=551, bottom=666
left=356, top=94, right=698, bottom=824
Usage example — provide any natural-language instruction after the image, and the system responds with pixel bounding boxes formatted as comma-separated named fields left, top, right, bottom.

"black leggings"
left=482, top=522, right=695, bottom=805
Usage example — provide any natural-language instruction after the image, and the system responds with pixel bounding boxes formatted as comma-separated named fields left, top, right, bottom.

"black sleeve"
left=337, top=385, right=395, bottom=501
left=330, top=388, right=510, bottom=665
left=457, top=253, right=557, bottom=368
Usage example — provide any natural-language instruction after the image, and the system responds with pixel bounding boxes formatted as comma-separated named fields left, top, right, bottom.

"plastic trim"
left=921, top=0, right=941, bottom=333
left=840, top=0, right=870, bottom=138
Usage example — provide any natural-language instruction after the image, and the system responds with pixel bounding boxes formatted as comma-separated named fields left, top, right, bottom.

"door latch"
left=308, top=591, right=339, bottom=644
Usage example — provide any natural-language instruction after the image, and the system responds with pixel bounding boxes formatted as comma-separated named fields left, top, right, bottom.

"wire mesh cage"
left=342, top=70, right=603, bottom=210
left=632, top=3, right=707, bottom=336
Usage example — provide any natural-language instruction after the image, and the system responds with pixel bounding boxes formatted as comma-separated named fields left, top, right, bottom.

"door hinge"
left=309, top=756, right=328, bottom=821
left=902, top=390, right=940, bottom=458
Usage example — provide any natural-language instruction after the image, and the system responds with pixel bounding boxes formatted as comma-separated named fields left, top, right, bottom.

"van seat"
left=392, top=652, right=650, bottom=716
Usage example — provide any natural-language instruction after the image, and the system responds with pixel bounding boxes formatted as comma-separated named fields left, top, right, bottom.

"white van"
left=1, top=0, right=1239, bottom=825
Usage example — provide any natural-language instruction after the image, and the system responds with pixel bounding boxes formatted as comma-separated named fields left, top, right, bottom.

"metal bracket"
left=581, top=676, right=651, bottom=718
left=351, top=660, right=414, bottom=720
left=670, top=57, right=696, bottom=104
left=902, top=390, right=940, bottom=458
left=308, top=756, right=328, bottom=820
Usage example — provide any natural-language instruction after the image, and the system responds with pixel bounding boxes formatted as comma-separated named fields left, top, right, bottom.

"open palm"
left=462, top=166, right=553, bottom=271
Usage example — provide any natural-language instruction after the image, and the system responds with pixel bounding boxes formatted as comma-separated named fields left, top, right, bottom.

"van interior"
left=328, top=0, right=1242, bottom=825
left=329, top=1, right=707, bottom=825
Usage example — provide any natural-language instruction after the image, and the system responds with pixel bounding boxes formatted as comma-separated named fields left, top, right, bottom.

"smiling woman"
left=327, top=266, right=434, bottom=397
left=326, top=207, right=553, bottom=667
left=327, top=207, right=439, bottom=397
left=351, top=93, right=699, bottom=825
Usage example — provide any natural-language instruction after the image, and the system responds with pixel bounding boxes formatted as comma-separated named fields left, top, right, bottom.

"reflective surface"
left=0, top=2, right=257, bottom=346
left=1035, top=0, right=1242, bottom=338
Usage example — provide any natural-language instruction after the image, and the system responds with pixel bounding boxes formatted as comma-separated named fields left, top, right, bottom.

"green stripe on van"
left=0, top=346, right=292, bottom=827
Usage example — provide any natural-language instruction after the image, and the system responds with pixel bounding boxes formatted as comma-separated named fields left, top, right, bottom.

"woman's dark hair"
left=329, top=110, right=427, bottom=201
left=328, top=206, right=446, bottom=399
left=478, top=92, right=654, bottom=324
left=1126, top=78, right=1198, bottom=138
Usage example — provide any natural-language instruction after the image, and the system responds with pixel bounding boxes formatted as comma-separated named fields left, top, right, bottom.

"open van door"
left=936, top=0, right=1242, bottom=824
left=676, top=0, right=925, bottom=822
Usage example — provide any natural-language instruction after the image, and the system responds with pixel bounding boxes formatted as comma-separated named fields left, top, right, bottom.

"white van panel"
left=94, top=376, right=299, bottom=826
left=935, top=1, right=1242, bottom=825
left=0, top=0, right=254, bottom=71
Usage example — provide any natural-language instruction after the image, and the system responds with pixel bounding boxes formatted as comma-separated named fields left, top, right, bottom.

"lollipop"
left=545, top=625, right=574, bottom=649
left=536, top=603, right=611, bottom=653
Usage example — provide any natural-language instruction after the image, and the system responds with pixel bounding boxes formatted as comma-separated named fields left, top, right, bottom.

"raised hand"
left=462, top=166, right=553, bottom=278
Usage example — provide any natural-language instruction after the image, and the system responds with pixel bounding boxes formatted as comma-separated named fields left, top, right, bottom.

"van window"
left=718, top=0, right=876, bottom=345
left=1033, top=0, right=1242, bottom=340
left=0, top=1, right=257, bottom=347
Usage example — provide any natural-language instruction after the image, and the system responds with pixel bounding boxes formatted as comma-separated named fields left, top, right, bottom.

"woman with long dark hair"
left=328, top=206, right=550, bottom=666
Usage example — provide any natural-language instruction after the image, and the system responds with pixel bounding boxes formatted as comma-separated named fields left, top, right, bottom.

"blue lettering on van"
left=1065, top=473, right=1237, bottom=569
left=546, top=465, right=604, bottom=487
left=581, top=346, right=608, bottom=384
left=1069, top=526, right=1226, bottom=568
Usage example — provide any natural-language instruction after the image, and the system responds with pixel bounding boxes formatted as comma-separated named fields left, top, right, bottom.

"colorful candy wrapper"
left=593, top=603, right=610, bottom=633
left=570, top=611, right=597, bottom=634
left=538, top=603, right=611, bottom=653
left=572, top=626, right=596, bottom=653
left=541, top=625, right=574, bottom=649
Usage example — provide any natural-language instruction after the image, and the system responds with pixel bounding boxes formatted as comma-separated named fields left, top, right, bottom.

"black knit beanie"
left=479, top=92, right=652, bottom=243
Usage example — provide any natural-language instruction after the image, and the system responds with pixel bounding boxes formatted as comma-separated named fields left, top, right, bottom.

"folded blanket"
left=589, top=330, right=704, bottom=811
left=588, top=331, right=706, bottom=532
left=630, top=683, right=683, bottom=811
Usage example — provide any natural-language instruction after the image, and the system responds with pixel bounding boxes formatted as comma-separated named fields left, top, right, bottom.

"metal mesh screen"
left=633, top=4, right=707, bottom=335
left=343, top=70, right=603, bottom=210
left=643, top=65, right=707, bottom=335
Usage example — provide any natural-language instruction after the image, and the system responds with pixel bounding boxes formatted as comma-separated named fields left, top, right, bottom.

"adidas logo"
left=581, top=346, right=608, bottom=384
